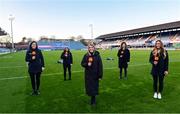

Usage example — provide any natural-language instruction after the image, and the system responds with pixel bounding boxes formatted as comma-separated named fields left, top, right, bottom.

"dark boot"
left=124, top=76, right=128, bottom=80
left=31, top=90, right=36, bottom=96
left=68, top=77, right=71, bottom=80
left=119, top=76, right=122, bottom=79
left=37, top=90, right=40, bottom=95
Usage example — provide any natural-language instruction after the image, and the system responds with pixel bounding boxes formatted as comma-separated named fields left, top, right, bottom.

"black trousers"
left=29, top=72, right=41, bottom=91
left=63, top=64, right=71, bottom=80
left=91, top=96, right=96, bottom=104
left=152, top=75, right=164, bottom=93
left=120, top=67, right=127, bottom=78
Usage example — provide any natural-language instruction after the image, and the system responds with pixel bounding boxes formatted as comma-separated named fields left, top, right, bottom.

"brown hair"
left=120, top=42, right=127, bottom=50
left=29, top=41, right=38, bottom=51
left=63, top=47, right=70, bottom=53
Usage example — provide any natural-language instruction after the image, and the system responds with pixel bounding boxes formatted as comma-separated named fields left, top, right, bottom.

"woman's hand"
left=42, top=67, right=45, bottom=71
left=164, top=71, right=168, bottom=76
left=153, top=61, right=158, bottom=65
left=26, top=62, right=29, bottom=67
left=88, top=62, right=92, bottom=66
left=32, top=56, right=36, bottom=60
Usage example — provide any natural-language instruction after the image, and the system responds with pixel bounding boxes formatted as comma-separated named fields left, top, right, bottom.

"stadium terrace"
left=96, top=21, right=180, bottom=49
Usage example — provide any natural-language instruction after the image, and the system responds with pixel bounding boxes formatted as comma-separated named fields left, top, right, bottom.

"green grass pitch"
left=0, top=50, right=180, bottom=113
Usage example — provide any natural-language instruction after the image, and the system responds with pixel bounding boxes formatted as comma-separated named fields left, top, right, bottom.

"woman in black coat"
left=61, top=47, right=73, bottom=81
left=25, top=41, right=45, bottom=95
left=117, top=42, right=130, bottom=79
left=149, top=40, right=169, bottom=99
left=81, top=44, right=103, bottom=105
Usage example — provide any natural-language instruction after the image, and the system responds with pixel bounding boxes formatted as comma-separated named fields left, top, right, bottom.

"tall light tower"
left=9, top=14, right=15, bottom=52
left=89, top=24, right=93, bottom=39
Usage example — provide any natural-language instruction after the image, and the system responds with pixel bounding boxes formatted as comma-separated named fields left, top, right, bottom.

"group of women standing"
left=25, top=40, right=169, bottom=105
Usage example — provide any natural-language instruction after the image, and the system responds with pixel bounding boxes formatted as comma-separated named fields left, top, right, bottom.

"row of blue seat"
left=38, top=41, right=86, bottom=50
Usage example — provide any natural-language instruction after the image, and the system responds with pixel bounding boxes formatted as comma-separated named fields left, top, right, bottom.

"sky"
left=0, top=0, right=180, bottom=42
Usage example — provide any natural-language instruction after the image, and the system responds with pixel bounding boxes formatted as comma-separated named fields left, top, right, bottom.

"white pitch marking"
left=0, top=63, right=149, bottom=81
left=0, top=59, right=179, bottom=69
left=0, top=66, right=25, bottom=69
left=0, top=61, right=178, bottom=81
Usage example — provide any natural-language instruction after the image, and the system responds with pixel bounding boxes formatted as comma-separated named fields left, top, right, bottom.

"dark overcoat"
left=61, top=51, right=73, bottom=65
left=117, top=49, right=130, bottom=68
left=81, top=51, right=103, bottom=96
left=149, top=50, right=169, bottom=76
left=25, top=43, right=44, bottom=73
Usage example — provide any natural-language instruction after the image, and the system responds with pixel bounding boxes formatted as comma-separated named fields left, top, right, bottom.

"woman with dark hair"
left=117, top=42, right=130, bottom=79
left=25, top=41, right=45, bottom=95
left=61, top=47, right=73, bottom=81
left=81, top=44, right=103, bottom=106
left=149, top=40, right=169, bottom=99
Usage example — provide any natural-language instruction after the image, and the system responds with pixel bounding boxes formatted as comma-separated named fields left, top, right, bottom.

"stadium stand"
left=96, top=21, right=180, bottom=49
left=38, top=39, right=86, bottom=50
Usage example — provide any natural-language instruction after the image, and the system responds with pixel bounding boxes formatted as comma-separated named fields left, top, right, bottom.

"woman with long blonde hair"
left=149, top=40, right=169, bottom=99
left=81, top=44, right=103, bottom=106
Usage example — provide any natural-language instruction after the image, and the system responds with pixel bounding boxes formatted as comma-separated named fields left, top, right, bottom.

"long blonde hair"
left=153, top=40, right=166, bottom=59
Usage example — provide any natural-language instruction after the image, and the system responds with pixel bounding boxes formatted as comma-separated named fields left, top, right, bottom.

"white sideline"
left=0, top=66, right=25, bottom=68
left=0, top=63, right=148, bottom=69
left=0, top=64, right=149, bottom=81
left=1, top=62, right=179, bottom=81
left=0, top=59, right=179, bottom=69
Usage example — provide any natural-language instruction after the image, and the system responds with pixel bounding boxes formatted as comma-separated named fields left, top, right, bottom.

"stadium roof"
left=96, top=21, right=180, bottom=40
